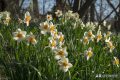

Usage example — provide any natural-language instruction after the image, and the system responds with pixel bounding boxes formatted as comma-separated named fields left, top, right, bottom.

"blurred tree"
left=33, top=0, right=39, bottom=17
left=90, top=3, right=95, bottom=22
left=5, top=0, right=19, bottom=15
left=0, top=0, right=6, bottom=11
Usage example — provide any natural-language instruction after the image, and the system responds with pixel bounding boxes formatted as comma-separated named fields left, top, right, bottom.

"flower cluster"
left=0, top=11, right=11, bottom=25
left=17, top=11, right=31, bottom=26
left=13, top=28, right=37, bottom=45
left=39, top=10, right=72, bottom=72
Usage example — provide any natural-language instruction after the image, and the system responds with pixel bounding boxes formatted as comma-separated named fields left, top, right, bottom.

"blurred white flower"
left=26, top=32, right=37, bottom=45
left=54, top=47, right=68, bottom=60
left=83, top=36, right=89, bottom=45
left=55, top=10, right=62, bottom=17
left=39, top=21, right=49, bottom=35
left=85, top=47, right=93, bottom=60
left=4, top=12, right=11, bottom=26
left=113, top=57, right=119, bottom=67
left=46, top=14, right=52, bottom=21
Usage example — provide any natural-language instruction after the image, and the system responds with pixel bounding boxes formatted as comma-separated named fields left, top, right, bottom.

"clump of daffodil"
left=4, top=12, right=11, bottom=26
left=113, top=57, right=119, bottom=67
left=104, top=31, right=112, bottom=41
left=26, top=32, right=37, bottom=45
left=41, top=13, right=73, bottom=72
left=55, top=10, right=62, bottom=17
left=46, top=14, right=52, bottom=21
left=39, top=21, right=50, bottom=35
left=85, top=22, right=96, bottom=31
left=84, top=47, right=93, bottom=60
left=58, top=57, right=73, bottom=72
left=54, top=47, right=68, bottom=60
left=24, top=11, right=31, bottom=26
left=84, top=30, right=95, bottom=41
left=13, top=28, right=26, bottom=42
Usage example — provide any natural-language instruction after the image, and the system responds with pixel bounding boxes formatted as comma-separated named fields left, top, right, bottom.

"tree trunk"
left=90, top=3, right=95, bottom=22
left=73, top=0, right=80, bottom=12
left=0, top=0, right=6, bottom=11
left=78, top=0, right=96, bottom=18
left=33, top=0, right=39, bottom=17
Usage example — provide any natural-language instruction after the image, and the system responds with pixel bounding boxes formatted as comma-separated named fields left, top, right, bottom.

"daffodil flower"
left=96, top=30, right=102, bottom=42
left=49, top=22, right=56, bottom=32
left=4, top=13, right=11, bottom=26
left=49, top=38, right=57, bottom=50
left=13, top=28, right=26, bottom=42
left=54, top=47, right=68, bottom=60
left=55, top=10, right=62, bottom=17
left=58, top=57, right=72, bottom=72
left=82, top=36, right=89, bottom=45
left=26, top=32, right=37, bottom=45
left=85, top=47, right=93, bottom=60
left=104, top=31, right=112, bottom=40
left=24, top=11, right=31, bottom=26
left=39, top=21, right=49, bottom=35
left=113, top=57, right=119, bottom=67
left=107, top=41, right=115, bottom=52
left=57, top=32, right=64, bottom=46
left=50, top=29, right=58, bottom=39
left=46, top=14, right=52, bottom=21
left=87, top=30, right=95, bottom=40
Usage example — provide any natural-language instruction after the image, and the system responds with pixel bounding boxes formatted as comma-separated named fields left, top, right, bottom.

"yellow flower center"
left=88, top=31, right=93, bottom=37
left=114, top=58, right=119, bottom=65
left=87, top=51, right=93, bottom=57
left=97, top=34, right=102, bottom=40
left=47, top=16, right=51, bottom=20
left=43, top=24, right=48, bottom=29
left=50, top=25, right=55, bottom=31
left=83, top=37, right=88, bottom=43
left=17, top=33, right=23, bottom=38
left=51, top=40, right=56, bottom=47
left=59, top=35, right=64, bottom=42
left=28, top=37, right=36, bottom=43
left=58, top=50, right=64, bottom=57
left=25, top=16, right=31, bottom=22
left=62, top=62, right=68, bottom=67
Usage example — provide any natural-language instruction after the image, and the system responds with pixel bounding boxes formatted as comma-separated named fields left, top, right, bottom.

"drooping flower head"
left=58, top=57, right=72, bottom=72
left=26, top=32, right=37, bottom=45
